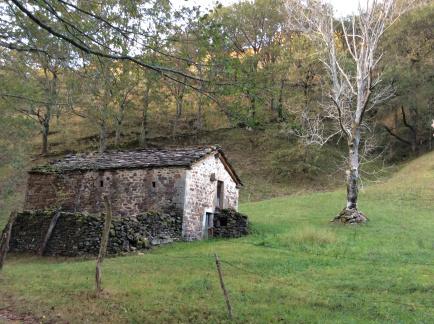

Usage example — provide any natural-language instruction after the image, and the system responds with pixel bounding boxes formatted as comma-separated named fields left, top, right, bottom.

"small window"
left=100, top=180, right=104, bottom=187
left=152, top=181, right=156, bottom=188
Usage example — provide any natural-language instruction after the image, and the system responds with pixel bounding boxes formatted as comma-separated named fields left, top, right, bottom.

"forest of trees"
left=0, top=0, right=433, bottom=217
left=1, top=0, right=431, bottom=155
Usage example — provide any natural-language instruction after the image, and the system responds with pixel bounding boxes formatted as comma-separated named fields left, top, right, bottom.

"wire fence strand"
left=143, top=248, right=434, bottom=311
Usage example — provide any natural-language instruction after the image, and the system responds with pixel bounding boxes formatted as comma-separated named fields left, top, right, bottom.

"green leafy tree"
left=208, top=0, right=290, bottom=127
left=380, top=3, right=434, bottom=155
left=0, top=51, right=71, bottom=155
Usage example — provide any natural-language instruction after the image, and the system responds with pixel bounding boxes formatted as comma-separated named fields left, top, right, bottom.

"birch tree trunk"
left=346, top=128, right=360, bottom=210
left=333, top=126, right=367, bottom=224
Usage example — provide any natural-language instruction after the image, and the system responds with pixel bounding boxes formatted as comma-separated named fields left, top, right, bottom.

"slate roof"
left=31, top=146, right=220, bottom=174
left=31, top=146, right=242, bottom=185
left=31, top=145, right=242, bottom=185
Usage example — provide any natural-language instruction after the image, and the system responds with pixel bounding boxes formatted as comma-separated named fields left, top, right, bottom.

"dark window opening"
left=100, top=180, right=104, bottom=187
left=152, top=181, right=156, bottom=188
left=216, top=181, right=224, bottom=209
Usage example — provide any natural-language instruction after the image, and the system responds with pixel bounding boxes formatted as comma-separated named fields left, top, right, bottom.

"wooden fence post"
left=214, top=253, right=233, bottom=320
left=95, top=196, right=113, bottom=295
left=38, top=209, right=61, bottom=256
left=0, top=211, right=17, bottom=271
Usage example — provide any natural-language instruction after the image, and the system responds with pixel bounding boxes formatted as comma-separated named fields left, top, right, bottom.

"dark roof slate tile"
left=31, top=146, right=217, bottom=173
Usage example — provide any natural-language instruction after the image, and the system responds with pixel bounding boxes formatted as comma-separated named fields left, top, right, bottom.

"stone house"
left=24, top=146, right=243, bottom=240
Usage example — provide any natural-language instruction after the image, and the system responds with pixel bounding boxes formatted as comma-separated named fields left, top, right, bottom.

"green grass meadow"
left=0, top=152, right=433, bottom=323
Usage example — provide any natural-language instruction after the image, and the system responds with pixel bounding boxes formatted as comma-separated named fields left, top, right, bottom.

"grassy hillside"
left=1, top=151, right=433, bottom=323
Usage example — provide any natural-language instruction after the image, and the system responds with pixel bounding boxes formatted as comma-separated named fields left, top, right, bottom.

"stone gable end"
left=182, top=154, right=239, bottom=240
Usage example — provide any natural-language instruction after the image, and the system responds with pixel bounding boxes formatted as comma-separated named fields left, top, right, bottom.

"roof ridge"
left=63, top=145, right=218, bottom=155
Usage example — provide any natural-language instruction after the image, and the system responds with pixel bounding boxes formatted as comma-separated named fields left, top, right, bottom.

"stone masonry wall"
left=213, top=209, right=249, bottom=238
left=9, top=208, right=182, bottom=256
left=182, top=154, right=239, bottom=240
left=25, top=167, right=187, bottom=217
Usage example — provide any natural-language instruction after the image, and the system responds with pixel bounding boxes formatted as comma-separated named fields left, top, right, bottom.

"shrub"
left=270, top=142, right=342, bottom=180
left=271, top=143, right=321, bottom=179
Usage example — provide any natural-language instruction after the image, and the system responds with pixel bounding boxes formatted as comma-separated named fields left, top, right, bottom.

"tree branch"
left=383, top=125, right=411, bottom=145
left=401, top=106, right=416, bottom=134
left=330, top=95, right=351, bottom=138
left=8, top=0, right=206, bottom=84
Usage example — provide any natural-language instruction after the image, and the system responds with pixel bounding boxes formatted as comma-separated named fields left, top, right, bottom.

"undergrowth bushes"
left=270, top=142, right=342, bottom=180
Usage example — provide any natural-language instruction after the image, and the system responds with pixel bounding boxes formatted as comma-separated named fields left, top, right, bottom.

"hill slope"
left=0, top=151, right=433, bottom=323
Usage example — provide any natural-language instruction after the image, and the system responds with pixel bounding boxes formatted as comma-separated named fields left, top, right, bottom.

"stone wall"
left=25, top=167, right=187, bottom=217
left=213, top=209, right=249, bottom=238
left=9, top=208, right=182, bottom=256
left=183, top=154, right=239, bottom=240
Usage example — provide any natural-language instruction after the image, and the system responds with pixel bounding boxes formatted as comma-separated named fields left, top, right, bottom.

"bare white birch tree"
left=287, top=0, right=408, bottom=223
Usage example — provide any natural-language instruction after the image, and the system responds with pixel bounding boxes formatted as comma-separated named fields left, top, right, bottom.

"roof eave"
left=29, top=164, right=191, bottom=174
left=216, top=148, right=243, bottom=187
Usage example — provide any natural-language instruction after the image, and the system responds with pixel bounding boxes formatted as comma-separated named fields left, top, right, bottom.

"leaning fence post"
left=214, top=253, right=233, bottom=320
left=95, top=196, right=113, bottom=295
left=0, top=210, right=17, bottom=271
left=38, top=208, right=61, bottom=256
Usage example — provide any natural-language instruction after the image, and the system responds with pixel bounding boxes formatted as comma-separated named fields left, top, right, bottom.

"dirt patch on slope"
left=0, top=308, right=40, bottom=324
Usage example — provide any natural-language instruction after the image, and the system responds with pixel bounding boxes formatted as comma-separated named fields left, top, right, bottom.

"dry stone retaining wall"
left=9, top=208, right=182, bottom=256
left=213, top=209, right=249, bottom=238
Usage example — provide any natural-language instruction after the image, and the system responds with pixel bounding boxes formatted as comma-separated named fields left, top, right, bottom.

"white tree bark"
left=287, top=0, right=409, bottom=221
